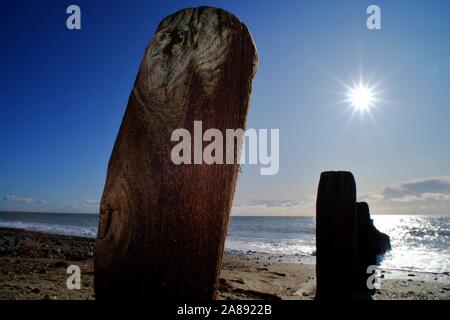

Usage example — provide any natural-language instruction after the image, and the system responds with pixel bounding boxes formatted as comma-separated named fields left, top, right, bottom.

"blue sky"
left=1, top=0, right=449, bottom=215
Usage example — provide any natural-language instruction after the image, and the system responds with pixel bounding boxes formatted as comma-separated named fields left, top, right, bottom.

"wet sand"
left=0, top=227, right=449, bottom=300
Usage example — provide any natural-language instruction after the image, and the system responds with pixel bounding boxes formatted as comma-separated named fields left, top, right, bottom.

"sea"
left=0, top=212, right=449, bottom=275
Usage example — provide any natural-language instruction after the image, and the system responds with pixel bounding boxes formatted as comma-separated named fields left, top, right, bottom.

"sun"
left=348, top=83, right=374, bottom=112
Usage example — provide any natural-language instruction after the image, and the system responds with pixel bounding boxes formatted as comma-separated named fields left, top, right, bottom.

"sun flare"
left=348, top=83, right=374, bottom=112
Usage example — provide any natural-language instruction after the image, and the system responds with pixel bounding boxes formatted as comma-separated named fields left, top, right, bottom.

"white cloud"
left=62, top=199, right=100, bottom=211
left=82, top=199, right=100, bottom=206
left=0, top=195, right=101, bottom=213
left=422, top=192, right=450, bottom=200
left=232, top=196, right=316, bottom=216
left=2, top=195, right=48, bottom=204
left=388, top=195, right=422, bottom=203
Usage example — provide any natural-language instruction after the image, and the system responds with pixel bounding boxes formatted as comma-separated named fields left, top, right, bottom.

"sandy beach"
left=0, top=227, right=449, bottom=300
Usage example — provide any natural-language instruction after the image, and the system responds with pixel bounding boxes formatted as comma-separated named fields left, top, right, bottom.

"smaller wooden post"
left=354, top=202, right=377, bottom=296
left=315, top=171, right=357, bottom=300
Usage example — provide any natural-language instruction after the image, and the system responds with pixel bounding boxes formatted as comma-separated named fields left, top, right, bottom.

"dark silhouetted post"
left=316, top=171, right=357, bottom=300
left=354, top=202, right=377, bottom=296
left=94, top=7, right=258, bottom=299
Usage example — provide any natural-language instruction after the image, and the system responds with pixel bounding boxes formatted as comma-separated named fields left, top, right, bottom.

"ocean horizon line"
left=1, top=210, right=450, bottom=217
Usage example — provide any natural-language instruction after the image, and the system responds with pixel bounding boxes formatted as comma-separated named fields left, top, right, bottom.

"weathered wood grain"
left=94, top=7, right=258, bottom=299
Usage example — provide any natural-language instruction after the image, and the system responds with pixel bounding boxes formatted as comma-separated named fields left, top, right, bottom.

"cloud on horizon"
left=233, top=197, right=316, bottom=216
left=381, top=177, right=450, bottom=200
left=0, top=196, right=99, bottom=213
left=58, top=199, right=100, bottom=213
left=2, top=195, right=48, bottom=204
left=233, top=176, right=450, bottom=216
left=3, top=177, right=450, bottom=216
left=359, top=176, right=450, bottom=215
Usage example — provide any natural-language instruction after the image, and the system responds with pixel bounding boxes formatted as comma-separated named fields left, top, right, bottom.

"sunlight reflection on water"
left=373, top=215, right=450, bottom=273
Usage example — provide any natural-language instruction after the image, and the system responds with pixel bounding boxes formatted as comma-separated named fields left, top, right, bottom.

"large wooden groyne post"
left=94, top=7, right=258, bottom=299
